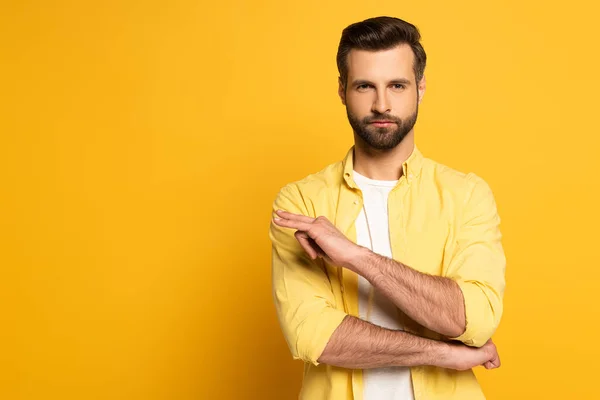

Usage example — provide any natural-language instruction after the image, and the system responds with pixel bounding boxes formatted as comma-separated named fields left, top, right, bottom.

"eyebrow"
left=351, top=78, right=412, bottom=87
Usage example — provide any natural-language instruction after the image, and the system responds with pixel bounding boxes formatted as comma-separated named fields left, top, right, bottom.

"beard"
left=346, top=106, right=418, bottom=151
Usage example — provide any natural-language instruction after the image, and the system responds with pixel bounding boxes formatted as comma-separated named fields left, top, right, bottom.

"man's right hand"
left=439, top=339, right=501, bottom=371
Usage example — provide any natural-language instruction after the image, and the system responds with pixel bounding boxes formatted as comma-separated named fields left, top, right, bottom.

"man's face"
left=338, top=44, right=426, bottom=150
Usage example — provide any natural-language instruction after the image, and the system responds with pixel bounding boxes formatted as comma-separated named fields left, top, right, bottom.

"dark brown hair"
left=336, top=16, right=427, bottom=87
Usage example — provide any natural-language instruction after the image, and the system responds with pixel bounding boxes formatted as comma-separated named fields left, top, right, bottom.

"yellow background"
left=1, top=0, right=599, bottom=399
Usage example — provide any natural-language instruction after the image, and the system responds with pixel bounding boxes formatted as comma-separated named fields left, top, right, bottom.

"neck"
left=353, top=130, right=415, bottom=181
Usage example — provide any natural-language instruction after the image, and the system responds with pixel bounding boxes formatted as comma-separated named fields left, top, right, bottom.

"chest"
left=351, top=186, right=455, bottom=276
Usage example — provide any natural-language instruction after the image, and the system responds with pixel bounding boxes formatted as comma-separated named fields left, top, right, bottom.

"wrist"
left=432, top=340, right=457, bottom=369
left=345, top=244, right=372, bottom=272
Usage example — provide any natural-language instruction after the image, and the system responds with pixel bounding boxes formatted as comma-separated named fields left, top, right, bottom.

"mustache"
left=363, top=114, right=401, bottom=124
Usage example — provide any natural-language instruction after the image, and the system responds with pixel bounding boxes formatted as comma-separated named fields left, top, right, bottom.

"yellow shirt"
left=269, top=144, right=506, bottom=400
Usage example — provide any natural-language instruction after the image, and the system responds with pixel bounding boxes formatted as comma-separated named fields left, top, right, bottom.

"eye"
left=357, top=84, right=372, bottom=91
left=392, top=84, right=405, bottom=90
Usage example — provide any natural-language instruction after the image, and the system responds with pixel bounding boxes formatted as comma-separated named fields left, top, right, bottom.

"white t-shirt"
left=353, top=170, right=415, bottom=400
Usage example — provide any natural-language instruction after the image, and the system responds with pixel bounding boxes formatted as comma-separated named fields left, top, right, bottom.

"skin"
left=318, top=315, right=500, bottom=370
left=273, top=44, right=501, bottom=371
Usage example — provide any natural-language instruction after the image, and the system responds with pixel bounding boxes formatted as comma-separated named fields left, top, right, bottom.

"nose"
left=371, top=90, right=391, bottom=114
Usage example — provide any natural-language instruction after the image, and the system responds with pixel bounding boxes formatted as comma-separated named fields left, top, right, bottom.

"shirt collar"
left=341, top=144, right=424, bottom=189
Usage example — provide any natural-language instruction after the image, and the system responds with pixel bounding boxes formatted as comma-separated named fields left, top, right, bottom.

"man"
left=269, top=16, right=506, bottom=400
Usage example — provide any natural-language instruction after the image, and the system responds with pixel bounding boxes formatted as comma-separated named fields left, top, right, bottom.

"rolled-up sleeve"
left=446, top=174, right=506, bottom=347
left=269, top=184, right=347, bottom=366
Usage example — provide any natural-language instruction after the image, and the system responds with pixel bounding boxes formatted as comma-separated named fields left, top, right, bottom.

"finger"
left=484, top=355, right=500, bottom=369
left=273, top=216, right=313, bottom=232
left=307, top=237, right=328, bottom=258
left=492, top=353, right=501, bottom=368
left=488, top=342, right=500, bottom=369
left=295, top=231, right=318, bottom=259
left=306, top=238, right=333, bottom=264
left=275, top=210, right=316, bottom=223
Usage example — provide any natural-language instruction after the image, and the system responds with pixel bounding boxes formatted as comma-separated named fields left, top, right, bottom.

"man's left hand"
left=273, top=209, right=364, bottom=269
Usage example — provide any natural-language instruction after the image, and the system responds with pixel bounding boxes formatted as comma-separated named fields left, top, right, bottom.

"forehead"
left=346, top=44, right=415, bottom=82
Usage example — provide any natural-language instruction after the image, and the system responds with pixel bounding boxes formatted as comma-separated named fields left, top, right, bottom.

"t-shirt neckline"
left=353, top=170, right=399, bottom=188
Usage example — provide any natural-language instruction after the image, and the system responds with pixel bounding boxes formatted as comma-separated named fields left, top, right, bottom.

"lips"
left=370, top=120, right=396, bottom=127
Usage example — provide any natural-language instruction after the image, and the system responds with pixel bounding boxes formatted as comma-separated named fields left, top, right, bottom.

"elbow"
left=291, top=320, right=324, bottom=366
left=446, top=318, right=467, bottom=340
left=278, top=307, right=347, bottom=366
left=450, top=280, right=503, bottom=347
left=454, top=314, right=499, bottom=348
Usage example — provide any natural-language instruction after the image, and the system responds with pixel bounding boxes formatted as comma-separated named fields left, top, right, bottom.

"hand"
left=273, top=209, right=364, bottom=269
left=440, top=339, right=501, bottom=371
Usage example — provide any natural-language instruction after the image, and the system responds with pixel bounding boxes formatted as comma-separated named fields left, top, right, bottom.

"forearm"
left=317, top=315, right=450, bottom=369
left=350, top=248, right=466, bottom=338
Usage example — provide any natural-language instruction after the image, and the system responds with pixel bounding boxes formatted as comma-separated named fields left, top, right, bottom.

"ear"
left=417, top=74, right=426, bottom=105
left=338, top=77, right=346, bottom=106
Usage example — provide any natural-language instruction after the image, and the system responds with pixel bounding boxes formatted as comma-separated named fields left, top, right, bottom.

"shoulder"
left=420, top=156, right=499, bottom=225
left=421, top=156, right=494, bottom=200
left=273, top=158, right=344, bottom=208
left=419, top=156, right=499, bottom=221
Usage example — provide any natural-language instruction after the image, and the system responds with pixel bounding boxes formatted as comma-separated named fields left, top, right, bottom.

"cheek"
left=347, top=94, right=372, bottom=114
left=393, top=92, right=418, bottom=113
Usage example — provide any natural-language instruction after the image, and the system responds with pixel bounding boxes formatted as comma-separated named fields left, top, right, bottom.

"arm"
left=348, top=250, right=466, bottom=339
left=443, top=175, right=506, bottom=347
left=270, top=184, right=347, bottom=366
left=274, top=174, right=506, bottom=349
left=269, top=184, right=496, bottom=369
left=319, top=315, right=501, bottom=370
left=318, top=314, right=445, bottom=369
left=348, top=174, right=505, bottom=346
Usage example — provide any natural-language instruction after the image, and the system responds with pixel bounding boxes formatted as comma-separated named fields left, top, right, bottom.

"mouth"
left=369, top=121, right=395, bottom=127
